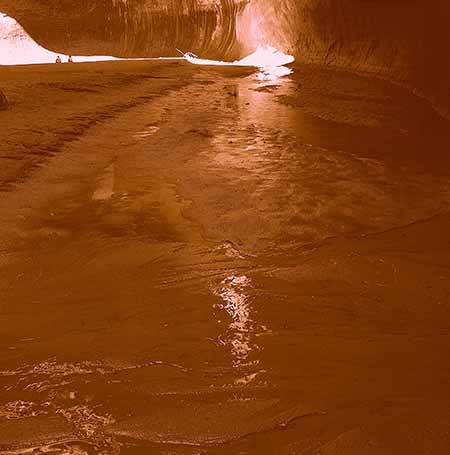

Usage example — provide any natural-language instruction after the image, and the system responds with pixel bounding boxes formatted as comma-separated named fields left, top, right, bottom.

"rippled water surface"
left=1, top=61, right=450, bottom=454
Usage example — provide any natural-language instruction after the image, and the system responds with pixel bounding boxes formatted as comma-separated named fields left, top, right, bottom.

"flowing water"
left=1, top=58, right=450, bottom=454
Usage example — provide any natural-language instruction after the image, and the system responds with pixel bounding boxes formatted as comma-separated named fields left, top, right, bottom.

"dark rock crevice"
left=0, top=88, right=8, bottom=110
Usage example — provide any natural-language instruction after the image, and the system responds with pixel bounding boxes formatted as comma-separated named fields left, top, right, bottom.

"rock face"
left=0, top=89, right=8, bottom=110
left=0, top=1, right=246, bottom=60
left=239, top=0, right=450, bottom=119
left=0, top=0, right=449, bottom=117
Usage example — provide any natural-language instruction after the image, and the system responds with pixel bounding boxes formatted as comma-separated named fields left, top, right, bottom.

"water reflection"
left=215, top=274, right=256, bottom=367
left=92, top=163, right=115, bottom=201
left=256, top=65, right=293, bottom=81
left=181, top=44, right=294, bottom=83
left=181, top=44, right=294, bottom=68
left=208, top=73, right=293, bottom=179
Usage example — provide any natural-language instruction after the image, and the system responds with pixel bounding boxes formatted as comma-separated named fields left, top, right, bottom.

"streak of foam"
left=57, top=405, right=115, bottom=438
left=214, top=273, right=256, bottom=367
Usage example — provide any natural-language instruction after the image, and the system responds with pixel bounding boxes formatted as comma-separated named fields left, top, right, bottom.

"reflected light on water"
left=182, top=44, right=295, bottom=81
left=238, top=45, right=295, bottom=68
left=256, top=65, right=293, bottom=81
left=216, top=274, right=255, bottom=367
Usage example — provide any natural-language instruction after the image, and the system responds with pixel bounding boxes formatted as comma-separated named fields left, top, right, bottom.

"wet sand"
left=0, top=60, right=450, bottom=454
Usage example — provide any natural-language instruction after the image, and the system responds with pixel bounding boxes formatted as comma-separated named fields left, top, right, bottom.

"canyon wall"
left=0, top=1, right=246, bottom=60
left=239, top=0, right=449, bottom=118
left=0, top=0, right=448, bottom=117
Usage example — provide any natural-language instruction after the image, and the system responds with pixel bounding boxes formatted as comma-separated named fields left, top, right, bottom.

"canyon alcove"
left=0, top=2, right=449, bottom=454
left=1, top=0, right=449, bottom=116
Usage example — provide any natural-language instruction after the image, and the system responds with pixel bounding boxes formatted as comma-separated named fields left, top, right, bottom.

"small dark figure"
left=55, top=55, right=62, bottom=64
left=68, top=55, right=73, bottom=63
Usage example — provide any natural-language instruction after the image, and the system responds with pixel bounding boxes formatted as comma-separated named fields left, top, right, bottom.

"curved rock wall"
left=0, top=1, right=245, bottom=59
left=1, top=0, right=449, bottom=117
left=238, top=0, right=449, bottom=118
